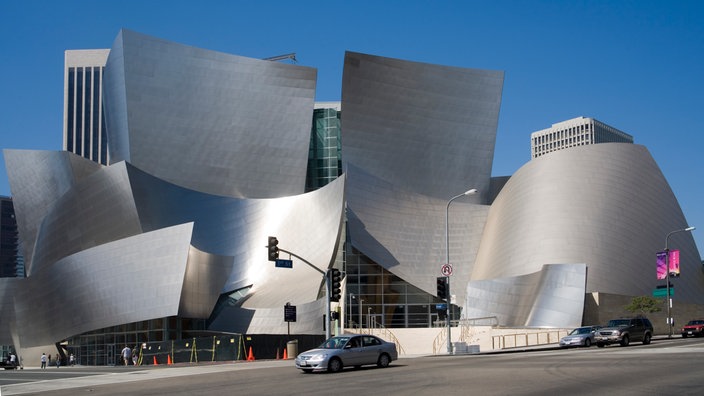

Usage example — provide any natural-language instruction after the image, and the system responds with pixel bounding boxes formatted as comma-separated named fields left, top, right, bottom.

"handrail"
left=370, top=327, right=406, bottom=356
left=349, top=323, right=406, bottom=355
left=491, top=329, right=569, bottom=349
left=433, top=316, right=498, bottom=354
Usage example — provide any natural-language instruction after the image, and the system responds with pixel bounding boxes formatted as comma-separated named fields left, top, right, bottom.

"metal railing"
left=348, top=324, right=406, bottom=355
left=491, top=329, right=569, bottom=350
left=432, top=316, right=499, bottom=354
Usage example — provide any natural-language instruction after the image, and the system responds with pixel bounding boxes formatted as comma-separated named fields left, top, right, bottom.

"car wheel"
left=596, top=342, right=605, bottom=348
left=620, top=335, right=630, bottom=347
left=328, top=357, right=343, bottom=373
left=377, top=353, right=391, bottom=368
left=643, top=333, right=651, bottom=345
left=583, top=338, right=591, bottom=347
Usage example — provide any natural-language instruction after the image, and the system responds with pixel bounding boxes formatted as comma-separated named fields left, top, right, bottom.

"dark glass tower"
left=306, top=103, right=342, bottom=192
left=0, top=197, right=22, bottom=278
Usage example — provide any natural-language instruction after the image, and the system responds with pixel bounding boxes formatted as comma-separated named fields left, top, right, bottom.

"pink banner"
left=669, top=249, right=680, bottom=276
left=656, top=250, right=680, bottom=280
left=657, top=251, right=667, bottom=280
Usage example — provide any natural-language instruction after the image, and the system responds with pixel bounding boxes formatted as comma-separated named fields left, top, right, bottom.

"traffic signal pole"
left=271, top=245, right=333, bottom=340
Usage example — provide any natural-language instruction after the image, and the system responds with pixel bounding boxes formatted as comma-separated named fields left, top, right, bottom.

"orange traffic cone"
left=167, top=354, right=172, bottom=365
left=283, top=348, right=288, bottom=360
left=247, top=346, right=255, bottom=361
left=153, top=356, right=158, bottom=365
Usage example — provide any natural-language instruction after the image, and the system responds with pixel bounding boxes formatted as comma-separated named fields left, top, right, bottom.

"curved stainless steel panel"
left=104, top=29, right=317, bottom=199
left=3, top=150, right=103, bottom=275
left=14, top=223, right=194, bottom=348
left=465, top=264, right=587, bottom=328
left=473, top=143, right=704, bottom=303
left=341, top=52, right=502, bottom=306
left=341, top=51, right=503, bottom=200
left=346, top=164, right=488, bottom=305
left=31, top=162, right=142, bottom=274
left=4, top=151, right=344, bottom=347
left=179, top=246, right=234, bottom=318
left=126, top=164, right=346, bottom=308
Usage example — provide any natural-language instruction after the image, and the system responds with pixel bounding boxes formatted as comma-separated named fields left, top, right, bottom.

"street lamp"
left=445, top=188, right=478, bottom=355
left=665, top=226, right=695, bottom=338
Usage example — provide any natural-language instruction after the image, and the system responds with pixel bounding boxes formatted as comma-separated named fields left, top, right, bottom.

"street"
left=2, top=337, right=704, bottom=395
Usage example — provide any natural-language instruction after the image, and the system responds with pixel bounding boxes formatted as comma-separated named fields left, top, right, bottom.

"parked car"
left=559, top=325, right=601, bottom=348
left=681, top=319, right=704, bottom=337
left=295, top=334, right=398, bottom=373
left=595, top=317, right=653, bottom=347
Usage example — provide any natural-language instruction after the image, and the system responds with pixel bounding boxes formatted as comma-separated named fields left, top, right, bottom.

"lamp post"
left=445, top=188, right=478, bottom=355
left=665, top=226, right=695, bottom=338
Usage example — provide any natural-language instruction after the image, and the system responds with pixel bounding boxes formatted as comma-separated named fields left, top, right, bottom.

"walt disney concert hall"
left=2, top=29, right=701, bottom=364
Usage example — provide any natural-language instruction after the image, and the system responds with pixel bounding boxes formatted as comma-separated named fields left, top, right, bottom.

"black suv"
left=594, top=317, right=653, bottom=347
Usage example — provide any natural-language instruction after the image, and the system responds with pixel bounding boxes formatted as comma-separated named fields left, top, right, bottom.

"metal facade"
left=341, top=52, right=503, bottom=305
left=1, top=30, right=344, bottom=355
left=465, top=264, right=588, bottom=328
left=1, top=29, right=701, bottom=355
left=103, top=30, right=317, bottom=199
left=472, top=143, right=703, bottom=325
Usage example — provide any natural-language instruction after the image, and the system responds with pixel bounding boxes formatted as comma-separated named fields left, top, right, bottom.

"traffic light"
left=267, top=236, right=279, bottom=262
left=329, top=268, right=342, bottom=302
left=437, top=305, right=447, bottom=320
left=437, top=276, right=448, bottom=300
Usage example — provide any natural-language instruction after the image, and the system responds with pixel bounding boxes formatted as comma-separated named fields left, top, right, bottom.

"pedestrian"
left=9, top=352, right=16, bottom=368
left=55, top=354, right=61, bottom=368
left=132, top=348, right=138, bottom=366
left=40, top=353, right=47, bottom=369
left=69, top=353, right=75, bottom=366
left=121, top=345, right=131, bottom=366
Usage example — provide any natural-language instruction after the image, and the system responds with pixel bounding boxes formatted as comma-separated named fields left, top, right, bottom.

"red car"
left=681, top=320, right=704, bottom=337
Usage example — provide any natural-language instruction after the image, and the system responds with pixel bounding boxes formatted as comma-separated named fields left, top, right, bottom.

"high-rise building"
left=63, top=49, right=110, bottom=165
left=0, top=197, right=22, bottom=278
left=530, top=116, right=633, bottom=158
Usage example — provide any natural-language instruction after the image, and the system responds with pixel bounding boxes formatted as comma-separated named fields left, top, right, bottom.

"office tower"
left=63, top=49, right=110, bottom=165
left=531, top=116, right=633, bottom=158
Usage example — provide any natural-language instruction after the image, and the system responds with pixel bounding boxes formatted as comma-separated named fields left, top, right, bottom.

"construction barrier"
left=131, top=334, right=247, bottom=366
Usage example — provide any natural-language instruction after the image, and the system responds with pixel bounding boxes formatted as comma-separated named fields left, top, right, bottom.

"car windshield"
left=569, top=327, right=592, bottom=335
left=607, top=319, right=631, bottom=327
left=318, top=336, right=350, bottom=349
left=687, top=320, right=704, bottom=325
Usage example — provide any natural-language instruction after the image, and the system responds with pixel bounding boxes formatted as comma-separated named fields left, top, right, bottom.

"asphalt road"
left=2, top=337, right=704, bottom=395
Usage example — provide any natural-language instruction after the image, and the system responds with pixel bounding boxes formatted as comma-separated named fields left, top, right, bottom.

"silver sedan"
left=295, top=334, right=398, bottom=373
left=559, top=325, right=601, bottom=348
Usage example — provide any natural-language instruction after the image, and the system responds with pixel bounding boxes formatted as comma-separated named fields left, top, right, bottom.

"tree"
left=624, top=295, right=662, bottom=315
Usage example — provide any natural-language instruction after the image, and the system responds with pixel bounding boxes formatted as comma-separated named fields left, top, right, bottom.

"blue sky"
left=1, top=0, right=702, bottom=252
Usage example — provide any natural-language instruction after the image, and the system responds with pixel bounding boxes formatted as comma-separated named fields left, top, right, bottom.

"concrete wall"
left=364, top=326, right=571, bottom=356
